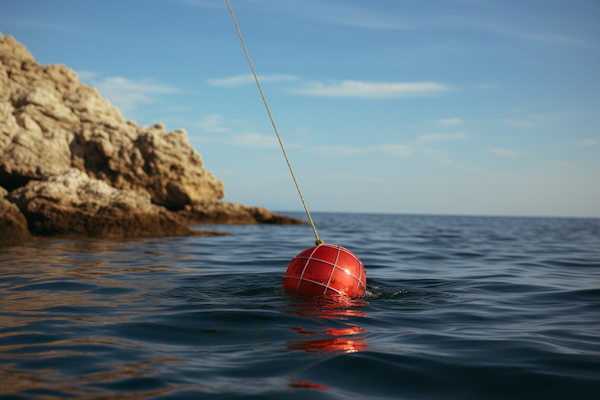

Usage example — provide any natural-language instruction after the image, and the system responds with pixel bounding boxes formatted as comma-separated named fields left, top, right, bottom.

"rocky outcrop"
left=0, top=33, right=304, bottom=246
left=0, top=33, right=224, bottom=207
left=0, top=186, right=32, bottom=246
left=180, top=198, right=307, bottom=225
left=6, top=169, right=224, bottom=238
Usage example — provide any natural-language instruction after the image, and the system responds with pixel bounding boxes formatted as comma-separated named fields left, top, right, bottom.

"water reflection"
left=289, top=379, right=331, bottom=390
left=284, top=294, right=369, bottom=354
left=0, top=355, right=179, bottom=399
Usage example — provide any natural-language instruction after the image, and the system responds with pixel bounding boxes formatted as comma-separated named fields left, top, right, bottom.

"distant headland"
left=0, top=33, right=305, bottom=247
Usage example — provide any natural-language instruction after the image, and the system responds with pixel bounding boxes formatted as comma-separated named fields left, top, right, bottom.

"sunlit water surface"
left=1, top=213, right=599, bottom=399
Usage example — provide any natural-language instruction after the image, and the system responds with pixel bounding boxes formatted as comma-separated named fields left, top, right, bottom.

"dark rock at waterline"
left=180, top=198, right=308, bottom=225
left=0, top=186, right=32, bottom=246
left=7, top=169, right=226, bottom=239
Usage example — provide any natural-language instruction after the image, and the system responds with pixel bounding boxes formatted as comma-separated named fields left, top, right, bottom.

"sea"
left=1, top=212, right=599, bottom=399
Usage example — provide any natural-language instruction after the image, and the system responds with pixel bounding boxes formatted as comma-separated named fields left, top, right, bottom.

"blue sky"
left=2, top=0, right=599, bottom=217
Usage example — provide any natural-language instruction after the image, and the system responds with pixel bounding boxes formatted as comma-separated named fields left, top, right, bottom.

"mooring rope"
left=226, top=0, right=324, bottom=246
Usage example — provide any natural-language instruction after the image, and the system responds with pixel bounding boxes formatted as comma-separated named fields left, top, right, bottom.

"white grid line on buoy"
left=296, top=245, right=321, bottom=292
left=354, top=260, right=364, bottom=294
left=291, top=256, right=366, bottom=291
left=323, top=245, right=342, bottom=295
left=318, top=244, right=360, bottom=261
left=283, top=276, right=344, bottom=295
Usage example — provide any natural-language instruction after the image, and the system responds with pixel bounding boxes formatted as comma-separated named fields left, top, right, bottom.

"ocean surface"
left=1, top=213, right=599, bottom=399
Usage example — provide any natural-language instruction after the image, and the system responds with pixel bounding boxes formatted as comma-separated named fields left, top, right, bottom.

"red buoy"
left=283, top=244, right=366, bottom=297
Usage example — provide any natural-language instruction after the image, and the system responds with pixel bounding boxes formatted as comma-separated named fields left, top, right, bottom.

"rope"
left=226, top=0, right=324, bottom=246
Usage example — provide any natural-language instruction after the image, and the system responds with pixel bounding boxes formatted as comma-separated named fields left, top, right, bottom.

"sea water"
left=0, top=213, right=599, bottom=399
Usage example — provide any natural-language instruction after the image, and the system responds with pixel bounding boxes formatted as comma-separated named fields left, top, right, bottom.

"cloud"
left=194, top=132, right=283, bottom=148
left=92, top=77, right=180, bottom=111
left=295, top=126, right=311, bottom=136
left=76, top=71, right=97, bottom=81
left=491, top=148, right=520, bottom=157
left=483, top=23, right=596, bottom=49
left=434, top=117, right=462, bottom=125
left=208, top=73, right=453, bottom=99
left=504, top=111, right=577, bottom=128
left=193, top=114, right=231, bottom=133
left=189, top=114, right=301, bottom=148
left=293, top=80, right=451, bottom=98
left=577, top=139, right=597, bottom=146
left=207, top=74, right=299, bottom=87
left=418, top=132, right=467, bottom=142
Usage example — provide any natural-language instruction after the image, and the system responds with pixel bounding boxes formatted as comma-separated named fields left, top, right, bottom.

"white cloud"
left=189, top=114, right=300, bottom=148
left=504, top=112, right=577, bottom=128
left=483, top=23, right=595, bottom=49
left=435, top=117, right=462, bottom=125
left=293, top=80, right=451, bottom=98
left=76, top=71, right=97, bottom=81
left=295, top=126, right=311, bottom=136
left=207, top=74, right=299, bottom=87
left=491, top=148, right=520, bottom=157
left=92, top=77, right=180, bottom=111
left=578, top=139, right=597, bottom=146
left=195, top=131, right=301, bottom=149
left=208, top=74, right=453, bottom=99
left=418, top=132, right=467, bottom=142
left=194, top=114, right=231, bottom=133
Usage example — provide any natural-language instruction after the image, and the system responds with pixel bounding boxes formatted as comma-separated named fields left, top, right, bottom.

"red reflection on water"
left=288, top=337, right=368, bottom=353
left=285, top=293, right=368, bottom=354
left=325, top=325, right=365, bottom=336
left=289, top=379, right=330, bottom=390
left=291, top=324, right=365, bottom=337
left=283, top=293, right=367, bottom=320
left=290, top=326, right=318, bottom=335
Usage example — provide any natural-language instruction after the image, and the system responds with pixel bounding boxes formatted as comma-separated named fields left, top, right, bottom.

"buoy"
left=283, top=244, right=366, bottom=297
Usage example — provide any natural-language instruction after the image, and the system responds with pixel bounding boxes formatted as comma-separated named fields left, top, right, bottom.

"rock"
left=7, top=169, right=225, bottom=238
left=0, top=33, right=225, bottom=206
left=179, top=198, right=307, bottom=225
left=1, top=32, right=302, bottom=240
left=0, top=186, right=32, bottom=246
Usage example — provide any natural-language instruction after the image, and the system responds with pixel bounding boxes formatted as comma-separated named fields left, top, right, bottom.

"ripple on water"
left=0, top=214, right=599, bottom=399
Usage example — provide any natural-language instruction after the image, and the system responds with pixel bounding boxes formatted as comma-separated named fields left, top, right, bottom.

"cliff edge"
left=0, top=33, right=305, bottom=246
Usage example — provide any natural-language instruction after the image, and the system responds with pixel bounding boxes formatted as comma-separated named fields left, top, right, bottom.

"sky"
left=2, top=0, right=599, bottom=217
